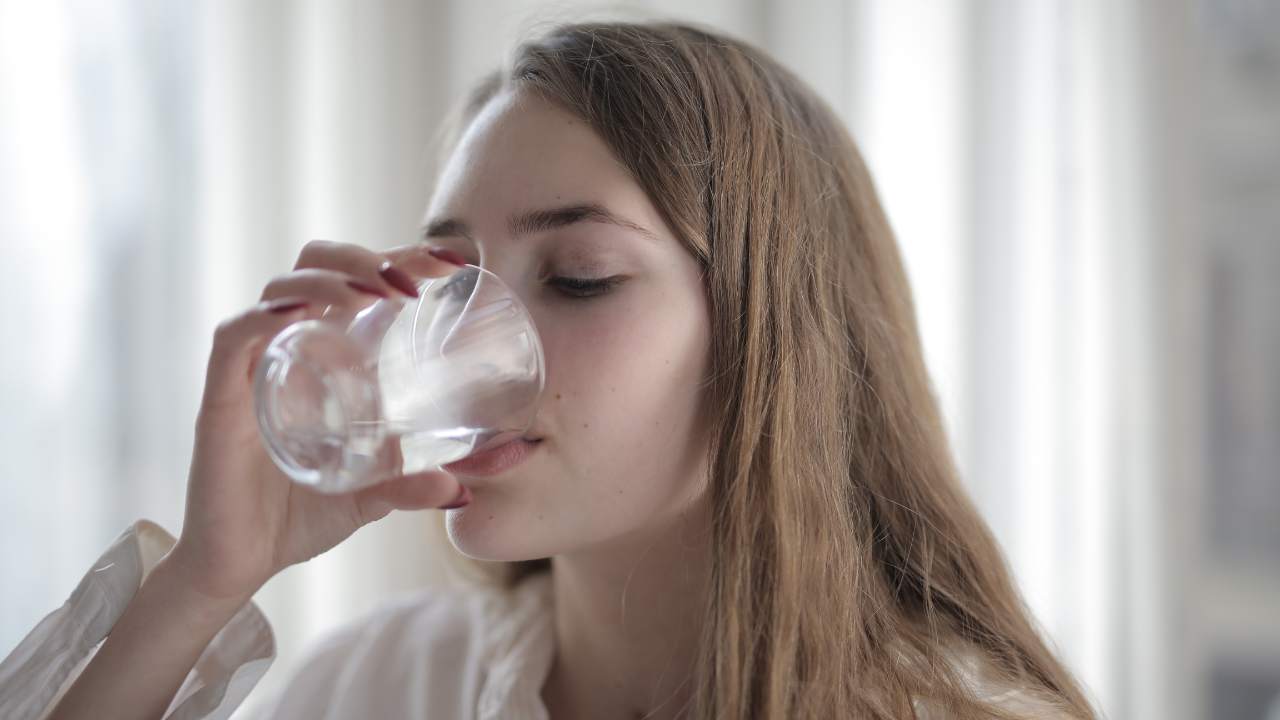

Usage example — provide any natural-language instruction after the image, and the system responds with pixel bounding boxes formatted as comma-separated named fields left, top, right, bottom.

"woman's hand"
left=46, top=242, right=470, bottom=720
left=168, top=241, right=469, bottom=605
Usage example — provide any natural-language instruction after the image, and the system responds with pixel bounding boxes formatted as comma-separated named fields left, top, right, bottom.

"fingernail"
left=266, top=299, right=309, bottom=314
left=440, top=485, right=472, bottom=509
left=346, top=279, right=390, bottom=298
left=427, top=247, right=468, bottom=267
left=378, top=261, right=420, bottom=298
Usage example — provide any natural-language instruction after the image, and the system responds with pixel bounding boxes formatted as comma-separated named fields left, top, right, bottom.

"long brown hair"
left=432, top=20, right=1098, bottom=720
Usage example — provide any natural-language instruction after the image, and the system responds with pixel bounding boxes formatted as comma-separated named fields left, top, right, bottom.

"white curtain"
left=0, top=1, right=1247, bottom=719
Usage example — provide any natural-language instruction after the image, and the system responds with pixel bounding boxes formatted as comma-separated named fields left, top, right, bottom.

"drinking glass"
left=253, top=264, right=545, bottom=494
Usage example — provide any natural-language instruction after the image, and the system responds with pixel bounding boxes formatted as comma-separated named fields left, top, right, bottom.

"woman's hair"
left=432, top=20, right=1098, bottom=720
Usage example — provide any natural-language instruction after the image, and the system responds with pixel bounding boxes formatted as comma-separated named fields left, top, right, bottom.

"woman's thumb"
left=353, top=471, right=470, bottom=524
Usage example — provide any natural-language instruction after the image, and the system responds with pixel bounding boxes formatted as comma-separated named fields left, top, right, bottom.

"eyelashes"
left=548, top=275, right=622, bottom=299
left=437, top=269, right=622, bottom=301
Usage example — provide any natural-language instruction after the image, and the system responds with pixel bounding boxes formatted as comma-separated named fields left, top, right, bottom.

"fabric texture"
left=0, top=520, right=273, bottom=720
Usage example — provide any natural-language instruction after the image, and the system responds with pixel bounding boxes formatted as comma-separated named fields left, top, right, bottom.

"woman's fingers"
left=383, top=243, right=468, bottom=280
left=201, top=297, right=317, bottom=410
left=352, top=471, right=470, bottom=524
left=259, top=267, right=392, bottom=304
left=262, top=241, right=469, bottom=327
left=293, top=240, right=465, bottom=299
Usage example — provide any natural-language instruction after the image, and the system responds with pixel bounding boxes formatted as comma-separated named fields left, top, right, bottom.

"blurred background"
left=1, top=1, right=1277, bottom=718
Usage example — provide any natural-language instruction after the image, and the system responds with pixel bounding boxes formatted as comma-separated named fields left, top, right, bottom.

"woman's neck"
left=541, top=494, right=712, bottom=720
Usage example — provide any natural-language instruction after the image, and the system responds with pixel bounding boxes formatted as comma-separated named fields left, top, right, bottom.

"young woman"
left=3, top=20, right=1097, bottom=720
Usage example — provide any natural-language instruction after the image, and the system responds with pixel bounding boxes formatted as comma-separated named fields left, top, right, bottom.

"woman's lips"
left=442, top=437, right=542, bottom=477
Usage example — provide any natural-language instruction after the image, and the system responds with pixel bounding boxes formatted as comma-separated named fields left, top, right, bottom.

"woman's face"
left=424, top=89, right=712, bottom=561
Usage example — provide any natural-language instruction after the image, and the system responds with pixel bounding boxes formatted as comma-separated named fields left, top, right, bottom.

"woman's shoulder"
left=256, top=572, right=553, bottom=719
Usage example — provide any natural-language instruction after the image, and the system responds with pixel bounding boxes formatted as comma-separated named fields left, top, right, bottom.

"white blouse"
left=0, top=519, right=553, bottom=720
left=0, top=520, right=1066, bottom=720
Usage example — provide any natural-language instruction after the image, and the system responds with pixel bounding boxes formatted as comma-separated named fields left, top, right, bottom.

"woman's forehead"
left=425, top=90, right=653, bottom=238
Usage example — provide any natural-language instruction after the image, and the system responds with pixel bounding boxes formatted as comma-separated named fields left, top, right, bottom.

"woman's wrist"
left=146, top=549, right=259, bottom=628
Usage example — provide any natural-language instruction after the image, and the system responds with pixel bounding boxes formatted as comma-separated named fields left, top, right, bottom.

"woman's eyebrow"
left=420, top=202, right=658, bottom=242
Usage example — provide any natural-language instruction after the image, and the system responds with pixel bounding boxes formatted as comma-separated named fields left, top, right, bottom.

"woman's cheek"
left=550, top=311, right=665, bottom=442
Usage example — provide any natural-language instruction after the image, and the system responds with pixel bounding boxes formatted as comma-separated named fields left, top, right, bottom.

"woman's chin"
left=444, top=506, right=550, bottom=562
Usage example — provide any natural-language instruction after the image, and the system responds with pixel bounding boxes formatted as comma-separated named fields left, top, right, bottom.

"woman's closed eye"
left=548, top=275, right=623, bottom=299
left=437, top=270, right=477, bottom=301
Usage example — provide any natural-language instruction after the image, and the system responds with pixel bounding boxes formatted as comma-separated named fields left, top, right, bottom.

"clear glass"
left=253, top=264, right=545, bottom=494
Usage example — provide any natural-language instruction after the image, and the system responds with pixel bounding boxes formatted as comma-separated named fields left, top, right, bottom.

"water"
left=277, top=421, right=487, bottom=492
left=395, top=424, right=482, bottom=473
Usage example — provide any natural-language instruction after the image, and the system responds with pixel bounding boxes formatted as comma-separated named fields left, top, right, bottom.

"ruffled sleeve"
left=0, top=519, right=275, bottom=720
